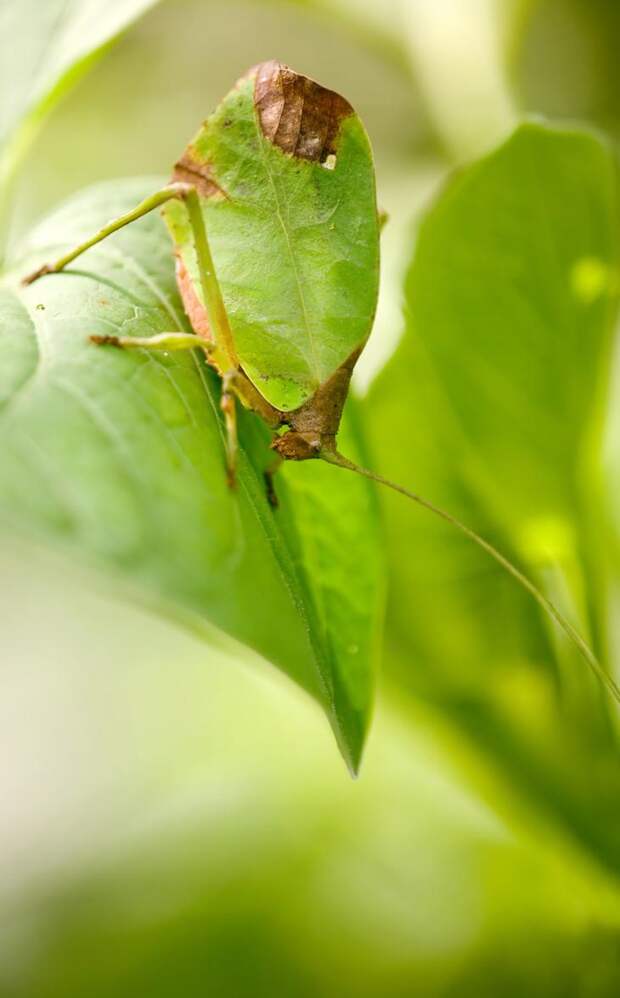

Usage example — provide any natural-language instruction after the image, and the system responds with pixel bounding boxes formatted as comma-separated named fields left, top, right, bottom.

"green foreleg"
left=22, top=183, right=193, bottom=285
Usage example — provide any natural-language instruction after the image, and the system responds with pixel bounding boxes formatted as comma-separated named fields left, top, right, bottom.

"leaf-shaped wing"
left=163, top=61, right=380, bottom=412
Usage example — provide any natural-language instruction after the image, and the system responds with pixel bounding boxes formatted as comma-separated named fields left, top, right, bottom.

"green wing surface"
left=163, top=61, right=380, bottom=412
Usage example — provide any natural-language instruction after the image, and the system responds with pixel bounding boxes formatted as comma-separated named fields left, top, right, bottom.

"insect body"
left=21, top=63, right=618, bottom=704
left=24, top=60, right=380, bottom=496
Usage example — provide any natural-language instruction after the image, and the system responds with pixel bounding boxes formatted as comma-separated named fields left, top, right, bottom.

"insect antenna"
left=320, top=449, right=620, bottom=707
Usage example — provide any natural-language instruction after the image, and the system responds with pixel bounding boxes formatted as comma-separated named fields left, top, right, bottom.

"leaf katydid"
left=22, top=61, right=620, bottom=707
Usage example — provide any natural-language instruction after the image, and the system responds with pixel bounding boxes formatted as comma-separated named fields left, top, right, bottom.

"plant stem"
left=320, top=449, right=620, bottom=706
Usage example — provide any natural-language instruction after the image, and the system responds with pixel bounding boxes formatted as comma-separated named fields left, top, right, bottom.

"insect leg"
left=182, top=187, right=244, bottom=492
left=181, top=187, right=238, bottom=368
left=94, top=325, right=238, bottom=489
left=264, top=454, right=284, bottom=508
left=22, top=183, right=193, bottom=285
left=220, top=372, right=238, bottom=490
left=90, top=331, right=210, bottom=352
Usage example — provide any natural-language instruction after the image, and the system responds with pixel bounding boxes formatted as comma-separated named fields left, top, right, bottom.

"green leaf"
left=368, top=121, right=620, bottom=869
left=163, top=62, right=380, bottom=412
left=1, top=178, right=383, bottom=772
left=407, top=121, right=619, bottom=540
left=0, top=0, right=161, bottom=199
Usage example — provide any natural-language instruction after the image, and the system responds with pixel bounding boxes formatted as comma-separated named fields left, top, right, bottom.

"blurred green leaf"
left=404, top=121, right=619, bottom=536
left=369, top=121, right=620, bottom=870
left=0, top=178, right=382, bottom=772
left=0, top=0, right=161, bottom=201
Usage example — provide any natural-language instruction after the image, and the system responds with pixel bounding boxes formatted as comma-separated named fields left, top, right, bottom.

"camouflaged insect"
left=24, top=61, right=380, bottom=493
left=21, top=71, right=619, bottom=708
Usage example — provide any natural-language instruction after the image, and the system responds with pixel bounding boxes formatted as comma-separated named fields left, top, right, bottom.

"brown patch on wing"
left=174, top=253, right=212, bottom=342
left=271, top=346, right=362, bottom=461
left=288, top=345, right=361, bottom=436
left=253, top=60, right=353, bottom=163
left=171, top=150, right=228, bottom=199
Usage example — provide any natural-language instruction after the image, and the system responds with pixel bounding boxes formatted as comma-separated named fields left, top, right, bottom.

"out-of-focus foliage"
left=368, top=121, right=620, bottom=872
left=1, top=0, right=620, bottom=995
left=1, top=544, right=619, bottom=998
left=516, top=0, right=620, bottom=138
left=0, top=0, right=161, bottom=203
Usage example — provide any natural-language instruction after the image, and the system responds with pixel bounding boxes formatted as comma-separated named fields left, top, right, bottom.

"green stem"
left=321, top=448, right=620, bottom=706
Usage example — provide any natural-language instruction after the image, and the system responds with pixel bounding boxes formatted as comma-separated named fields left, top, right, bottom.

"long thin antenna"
left=320, top=449, right=620, bottom=706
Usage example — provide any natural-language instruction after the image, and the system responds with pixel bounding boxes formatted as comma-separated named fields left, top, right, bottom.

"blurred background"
left=2, top=1, right=620, bottom=995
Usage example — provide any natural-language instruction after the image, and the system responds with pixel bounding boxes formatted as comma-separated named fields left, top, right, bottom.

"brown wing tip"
left=250, top=60, right=354, bottom=163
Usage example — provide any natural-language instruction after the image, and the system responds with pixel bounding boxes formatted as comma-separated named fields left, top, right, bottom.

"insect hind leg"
left=221, top=372, right=239, bottom=490
left=90, top=331, right=210, bottom=352
left=264, top=454, right=284, bottom=508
